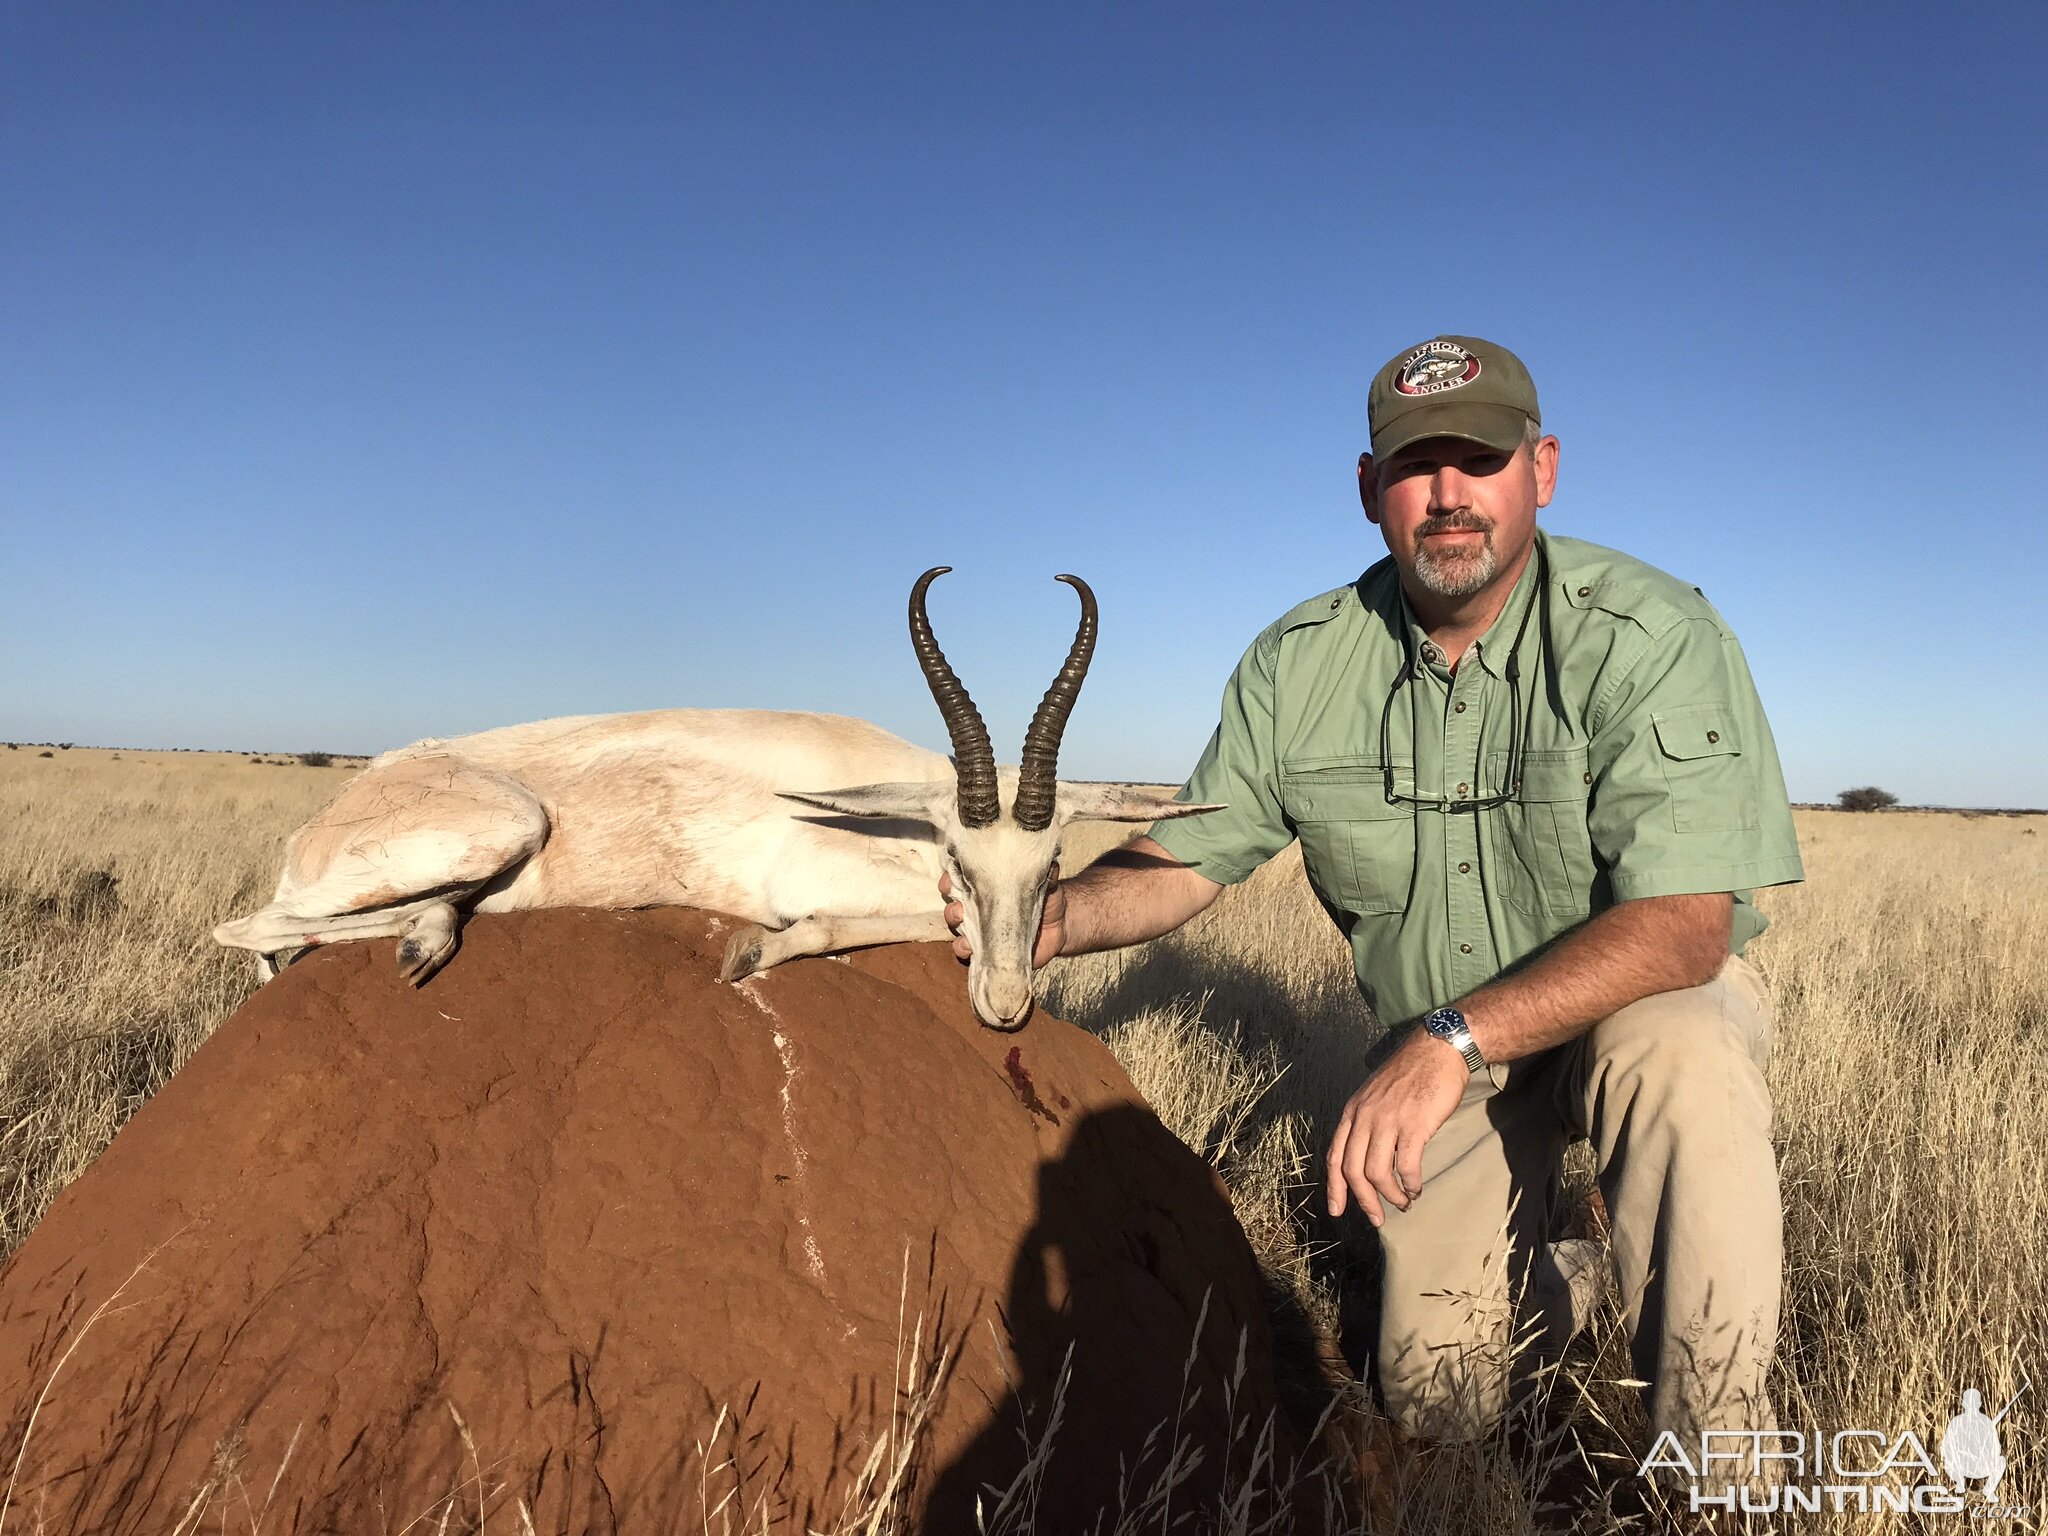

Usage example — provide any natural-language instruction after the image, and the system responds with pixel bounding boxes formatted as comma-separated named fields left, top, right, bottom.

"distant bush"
left=37, top=751, right=53, bottom=759
left=1837, top=786, right=1900, bottom=812
left=297, top=751, right=334, bottom=768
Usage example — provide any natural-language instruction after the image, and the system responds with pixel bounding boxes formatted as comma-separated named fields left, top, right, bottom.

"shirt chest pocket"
left=1279, top=758, right=1417, bottom=917
left=1484, top=747, right=1598, bottom=919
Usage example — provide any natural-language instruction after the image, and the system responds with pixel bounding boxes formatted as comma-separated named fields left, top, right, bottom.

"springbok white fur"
left=213, top=571, right=1220, bottom=1029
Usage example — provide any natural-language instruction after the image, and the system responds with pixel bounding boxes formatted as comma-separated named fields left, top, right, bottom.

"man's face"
left=1358, top=433, right=1558, bottom=600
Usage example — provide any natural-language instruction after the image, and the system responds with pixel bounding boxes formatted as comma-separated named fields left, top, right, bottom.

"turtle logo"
left=1938, top=1379, right=2027, bottom=1502
left=1394, top=341, right=1482, bottom=396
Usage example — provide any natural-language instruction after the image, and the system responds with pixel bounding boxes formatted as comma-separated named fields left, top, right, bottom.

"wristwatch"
left=1422, top=1005, right=1487, bottom=1074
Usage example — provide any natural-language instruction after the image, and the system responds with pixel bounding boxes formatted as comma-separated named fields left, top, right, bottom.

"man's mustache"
left=1418, top=512, right=1495, bottom=538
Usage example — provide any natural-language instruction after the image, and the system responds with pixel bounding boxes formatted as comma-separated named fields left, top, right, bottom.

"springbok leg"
left=220, top=894, right=462, bottom=982
left=719, top=911, right=953, bottom=983
left=213, top=752, right=547, bottom=984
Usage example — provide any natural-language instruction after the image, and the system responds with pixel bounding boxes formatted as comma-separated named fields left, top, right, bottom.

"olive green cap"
left=1367, top=335, right=1541, bottom=461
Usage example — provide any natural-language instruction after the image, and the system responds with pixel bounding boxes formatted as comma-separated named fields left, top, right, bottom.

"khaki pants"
left=1374, top=954, right=1781, bottom=1444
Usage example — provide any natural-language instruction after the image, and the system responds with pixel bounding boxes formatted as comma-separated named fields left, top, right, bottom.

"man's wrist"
left=1421, top=1004, right=1487, bottom=1074
left=1413, top=1029, right=1468, bottom=1074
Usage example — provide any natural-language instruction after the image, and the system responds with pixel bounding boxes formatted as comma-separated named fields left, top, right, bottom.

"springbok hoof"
left=396, top=936, right=455, bottom=987
left=258, top=946, right=309, bottom=982
left=719, top=928, right=767, bottom=983
left=394, top=904, right=460, bottom=987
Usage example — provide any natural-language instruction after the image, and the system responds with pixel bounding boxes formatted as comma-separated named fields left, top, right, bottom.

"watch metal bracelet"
left=1424, top=1006, right=1487, bottom=1074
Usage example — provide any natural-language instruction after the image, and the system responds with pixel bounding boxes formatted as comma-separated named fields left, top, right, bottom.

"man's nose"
left=1429, top=465, right=1471, bottom=509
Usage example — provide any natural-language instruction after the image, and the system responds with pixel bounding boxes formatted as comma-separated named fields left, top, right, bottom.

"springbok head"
left=782, top=567, right=1222, bottom=1030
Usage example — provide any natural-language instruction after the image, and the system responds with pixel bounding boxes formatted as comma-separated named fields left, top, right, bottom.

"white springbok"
left=213, top=568, right=1220, bottom=1029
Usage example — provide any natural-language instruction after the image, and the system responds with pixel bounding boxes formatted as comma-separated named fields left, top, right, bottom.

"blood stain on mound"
left=1003, top=1044, right=1062, bottom=1126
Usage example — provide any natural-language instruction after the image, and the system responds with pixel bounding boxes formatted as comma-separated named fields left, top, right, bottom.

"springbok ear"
left=778, top=782, right=953, bottom=821
left=1055, top=783, right=1228, bottom=824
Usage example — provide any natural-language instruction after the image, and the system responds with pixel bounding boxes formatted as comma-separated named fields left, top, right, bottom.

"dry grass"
left=1, top=747, right=2044, bottom=1530
left=0, top=748, right=357, bottom=1252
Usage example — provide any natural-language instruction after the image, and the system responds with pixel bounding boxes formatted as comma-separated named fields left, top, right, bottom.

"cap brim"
left=1371, top=401, right=1531, bottom=462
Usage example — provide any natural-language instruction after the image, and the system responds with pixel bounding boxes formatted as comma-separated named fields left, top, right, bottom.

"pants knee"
left=1589, top=991, right=1766, bottom=1132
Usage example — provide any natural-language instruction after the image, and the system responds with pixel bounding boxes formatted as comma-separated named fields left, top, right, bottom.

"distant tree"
left=298, top=751, right=334, bottom=768
left=1837, top=786, right=1900, bottom=812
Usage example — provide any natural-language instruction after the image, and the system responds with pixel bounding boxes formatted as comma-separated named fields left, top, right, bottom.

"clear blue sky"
left=5, top=3, right=2044, bottom=807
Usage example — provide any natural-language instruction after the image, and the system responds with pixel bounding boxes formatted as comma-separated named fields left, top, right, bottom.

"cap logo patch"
left=1394, top=341, right=1481, bottom=397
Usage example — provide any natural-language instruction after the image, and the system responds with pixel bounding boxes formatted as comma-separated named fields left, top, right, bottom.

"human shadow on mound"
left=923, top=1101, right=1307, bottom=1532
left=1040, top=943, right=1397, bottom=1380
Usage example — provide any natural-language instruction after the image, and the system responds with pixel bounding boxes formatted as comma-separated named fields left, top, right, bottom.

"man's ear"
left=1532, top=434, right=1560, bottom=510
left=1357, top=451, right=1382, bottom=525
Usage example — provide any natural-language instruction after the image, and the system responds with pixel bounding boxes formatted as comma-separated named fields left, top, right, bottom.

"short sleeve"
left=1147, top=629, right=1295, bottom=885
left=1587, top=618, right=1804, bottom=901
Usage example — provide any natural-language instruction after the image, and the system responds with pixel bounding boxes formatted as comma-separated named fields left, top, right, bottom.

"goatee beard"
left=1412, top=518, right=1497, bottom=598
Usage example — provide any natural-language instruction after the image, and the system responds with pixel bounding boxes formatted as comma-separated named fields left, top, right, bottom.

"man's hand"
left=940, top=866, right=1065, bottom=968
left=1325, top=1029, right=1470, bottom=1226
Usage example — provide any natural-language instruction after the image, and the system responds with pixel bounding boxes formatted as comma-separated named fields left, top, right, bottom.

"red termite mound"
left=0, top=909, right=1289, bottom=1533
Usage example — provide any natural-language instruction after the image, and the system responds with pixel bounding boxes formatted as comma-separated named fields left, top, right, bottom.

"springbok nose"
left=979, top=972, right=1036, bottom=1030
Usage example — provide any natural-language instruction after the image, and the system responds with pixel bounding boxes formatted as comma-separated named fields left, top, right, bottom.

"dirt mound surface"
left=0, top=910, right=1285, bottom=1532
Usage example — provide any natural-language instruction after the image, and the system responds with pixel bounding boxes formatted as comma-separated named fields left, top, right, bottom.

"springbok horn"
left=909, top=567, right=1000, bottom=829
left=1012, top=574, right=1097, bottom=832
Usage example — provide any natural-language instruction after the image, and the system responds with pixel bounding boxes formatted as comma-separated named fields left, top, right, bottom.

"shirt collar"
left=1394, top=530, right=1546, bottom=682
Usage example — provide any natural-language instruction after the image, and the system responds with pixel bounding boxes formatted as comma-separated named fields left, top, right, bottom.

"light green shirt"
left=1150, top=530, right=1804, bottom=1028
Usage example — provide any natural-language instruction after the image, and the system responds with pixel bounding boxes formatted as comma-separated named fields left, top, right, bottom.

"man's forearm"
left=1057, top=836, right=1222, bottom=956
left=1455, top=892, right=1732, bottom=1066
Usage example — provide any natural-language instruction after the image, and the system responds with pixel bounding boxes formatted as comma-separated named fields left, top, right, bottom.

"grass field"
left=1, top=744, right=2043, bottom=1531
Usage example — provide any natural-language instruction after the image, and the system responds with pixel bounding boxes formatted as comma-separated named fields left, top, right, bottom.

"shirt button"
left=1583, top=771, right=1593, bottom=784
left=1577, top=585, right=1591, bottom=597
left=1458, top=861, right=1470, bottom=874
left=1421, top=643, right=1440, bottom=662
left=1456, top=783, right=1470, bottom=797
left=1459, top=942, right=1473, bottom=954
left=1707, top=730, right=1720, bottom=743
left=1453, top=701, right=1467, bottom=713
left=1330, top=597, right=1341, bottom=610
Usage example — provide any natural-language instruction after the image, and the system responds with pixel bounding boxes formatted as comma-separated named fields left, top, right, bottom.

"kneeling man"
left=949, top=334, right=1804, bottom=1444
